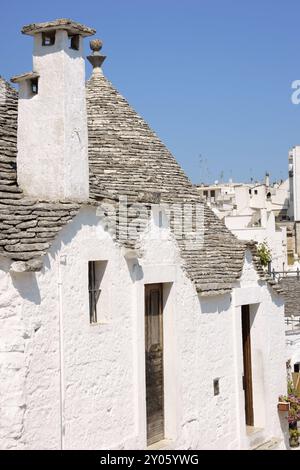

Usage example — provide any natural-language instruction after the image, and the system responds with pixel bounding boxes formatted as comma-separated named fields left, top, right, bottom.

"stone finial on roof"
left=87, top=39, right=106, bottom=70
left=90, top=39, right=103, bottom=52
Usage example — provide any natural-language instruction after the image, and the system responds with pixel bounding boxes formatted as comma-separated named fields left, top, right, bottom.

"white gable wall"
left=232, top=251, right=288, bottom=449
left=0, top=209, right=287, bottom=449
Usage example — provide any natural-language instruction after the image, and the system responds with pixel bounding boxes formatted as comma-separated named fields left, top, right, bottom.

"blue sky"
left=1, top=0, right=299, bottom=184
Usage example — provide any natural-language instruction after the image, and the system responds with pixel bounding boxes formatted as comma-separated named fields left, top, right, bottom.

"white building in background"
left=288, top=146, right=300, bottom=259
left=278, top=276, right=300, bottom=373
left=0, top=19, right=288, bottom=450
left=196, top=176, right=290, bottom=220
left=196, top=177, right=289, bottom=271
left=226, top=211, right=287, bottom=272
left=289, top=146, right=300, bottom=222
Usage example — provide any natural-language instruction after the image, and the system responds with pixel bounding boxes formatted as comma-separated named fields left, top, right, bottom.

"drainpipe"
left=58, top=255, right=66, bottom=449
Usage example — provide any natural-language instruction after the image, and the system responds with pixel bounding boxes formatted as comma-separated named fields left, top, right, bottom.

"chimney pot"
left=13, top=19, right=95, bottom=201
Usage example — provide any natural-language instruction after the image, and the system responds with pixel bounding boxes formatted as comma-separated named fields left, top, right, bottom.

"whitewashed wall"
left=0, top=208, right=288, bottom=449
left=232, top=251, right=288, bottom=449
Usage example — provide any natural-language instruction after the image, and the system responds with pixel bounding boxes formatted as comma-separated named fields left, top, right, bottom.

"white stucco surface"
left=0, top=208, right=288, bottom=449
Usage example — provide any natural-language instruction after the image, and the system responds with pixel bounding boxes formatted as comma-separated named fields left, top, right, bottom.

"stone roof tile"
left=0, top=77, right=18, bottom=187
left=279, top=277, right=300, bottom=316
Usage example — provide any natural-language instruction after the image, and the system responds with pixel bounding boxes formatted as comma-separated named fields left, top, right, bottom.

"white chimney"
left=265, top=172, right=270, bottom=187
left=11, top=19, right=95, bottom=201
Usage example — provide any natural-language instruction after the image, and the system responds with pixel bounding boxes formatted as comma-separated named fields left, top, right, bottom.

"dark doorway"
left=145, top=283, right=164, bottom=445
left=241, top=304, right=254, bottom=426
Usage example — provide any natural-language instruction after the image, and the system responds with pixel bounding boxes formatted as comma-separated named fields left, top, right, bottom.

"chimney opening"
left=31, top=77, right=38, bottom=95
left=42, top=31, right=56, bottom=46
left=69, top=34, right=80, bottom=51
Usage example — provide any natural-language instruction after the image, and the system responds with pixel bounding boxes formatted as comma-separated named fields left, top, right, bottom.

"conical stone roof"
left=86, top=68, right=247, bottom=294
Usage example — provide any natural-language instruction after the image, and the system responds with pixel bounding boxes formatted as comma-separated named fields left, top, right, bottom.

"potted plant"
left=278, top=400, right=290, bottom=412
left=278, top=393, right=300, bottom=447
left=279, top=362, right=300, bottom=448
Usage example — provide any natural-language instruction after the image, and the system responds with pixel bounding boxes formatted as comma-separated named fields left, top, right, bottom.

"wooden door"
left=145, top=283, right=164, bottom=445
left=241, top=304, right=254, bottom=426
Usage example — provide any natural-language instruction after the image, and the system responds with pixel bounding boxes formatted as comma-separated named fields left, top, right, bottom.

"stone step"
left=253, top=438, right=282, bottom=450
left=147, top=439, right=173, bottom=450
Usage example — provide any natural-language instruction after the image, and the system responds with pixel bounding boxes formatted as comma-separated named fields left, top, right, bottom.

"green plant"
left=257, top=242, right=272, bottom=267
left=289, top=427, right=300, bottom=447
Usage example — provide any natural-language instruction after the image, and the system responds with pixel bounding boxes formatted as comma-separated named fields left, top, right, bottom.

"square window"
left=213, top=378, right=220, bottom=396
left=69, top=34, right=80, bottom=51
left=88, top=260, right=107, bottom=324
left=31, top=78, right=38, bottom=95
left=42, top=31, right=56, bottom=46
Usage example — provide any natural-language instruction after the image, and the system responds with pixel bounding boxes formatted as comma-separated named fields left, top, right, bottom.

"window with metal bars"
left=88, top=261, right=102, bottom=323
